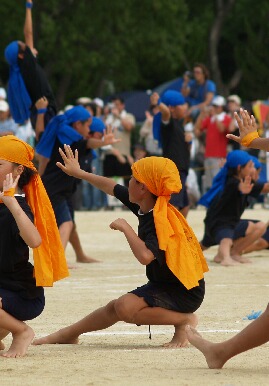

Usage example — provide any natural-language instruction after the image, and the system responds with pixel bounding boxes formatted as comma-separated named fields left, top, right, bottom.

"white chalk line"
left=82, top=329, right=241, bottom=336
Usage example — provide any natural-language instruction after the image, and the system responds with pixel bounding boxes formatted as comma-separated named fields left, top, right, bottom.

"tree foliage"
left=0, top=0, right=268, bottom=107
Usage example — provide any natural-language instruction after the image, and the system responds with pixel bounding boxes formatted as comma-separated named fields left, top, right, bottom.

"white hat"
left=212, top=95, right=226, bottom=107
left=0, top=100, right=9, bottom=112
left=227, top=94, right=241, bottom=106
left=76, top=97, right=92, bottom=105
left=0, top=88, right=7, bottom=100
left=93, top=97, right=104, bottom=108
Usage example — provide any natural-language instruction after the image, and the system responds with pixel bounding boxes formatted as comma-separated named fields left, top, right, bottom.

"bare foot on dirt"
left=2, top=326, right=34, bottom=358
left=221, top=256, right=240, bottom=266
left=163, top=313, right=198, bottom=348
left=185, top=325, right=227, bottom=369
left=33, top=328, right=79, bottom=346
left=231, top=254, right=252, bottom=264
left=76, top=254, right=100, bottom=263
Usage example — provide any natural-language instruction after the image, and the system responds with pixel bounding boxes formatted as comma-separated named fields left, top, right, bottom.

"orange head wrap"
left=132, top=156, right=208, bottom=290
left=0, top=135, right=69, bottom=286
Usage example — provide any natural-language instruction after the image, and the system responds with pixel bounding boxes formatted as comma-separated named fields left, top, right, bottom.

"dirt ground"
left=1, top=205, right=269, bottom=386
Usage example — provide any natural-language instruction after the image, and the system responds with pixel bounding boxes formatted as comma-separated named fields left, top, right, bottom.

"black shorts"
left=0, top=288, right=45, bottom=321
left=233, top=220, right=249, bottom=240
left=169, top=170, right=189, bottom=209
left=129, top=280, right=205, bottom=313
left=201, top=226, right=235, bottom=247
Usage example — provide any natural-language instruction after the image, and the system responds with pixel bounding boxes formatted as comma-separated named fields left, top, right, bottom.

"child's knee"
left=114, top=298, right=133, bottom=322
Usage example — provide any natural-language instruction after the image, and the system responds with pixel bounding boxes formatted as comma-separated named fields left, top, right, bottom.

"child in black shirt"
left=33, top=146, right=208, bottom=348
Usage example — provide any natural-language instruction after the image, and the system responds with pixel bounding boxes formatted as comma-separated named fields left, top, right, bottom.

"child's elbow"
left=30, top=235, right=42, bottom=249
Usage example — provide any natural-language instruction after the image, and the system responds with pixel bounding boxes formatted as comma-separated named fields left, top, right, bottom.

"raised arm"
left=86, top=125, right=121, bottom=149
left=226, top=109, right=268, bottom=151
left=150, top=92, right=170, bottom=121
left=57, top=145, right=117, bottom=196
left=24, top=0, right=34, bottom=50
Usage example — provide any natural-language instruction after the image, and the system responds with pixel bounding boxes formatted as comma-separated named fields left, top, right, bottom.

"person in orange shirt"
left=33, top=146, right=208, bottom=349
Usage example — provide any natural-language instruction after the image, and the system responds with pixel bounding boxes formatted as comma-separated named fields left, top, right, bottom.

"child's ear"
left=15, top=164, right=24, bottom=176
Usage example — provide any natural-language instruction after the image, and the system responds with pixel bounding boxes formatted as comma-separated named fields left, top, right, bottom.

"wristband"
left=26, top=2, right=33, bottom=8
left=37, top=108, right=47, bottom=114
left=241, top=131, right=260, bottom=147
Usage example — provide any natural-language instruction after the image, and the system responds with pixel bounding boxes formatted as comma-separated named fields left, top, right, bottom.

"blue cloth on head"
left=199, top=150, right=252, bottom=208
left=5, top=41, right=32, bottom=124
left=90, top=117, right=105, bottom=133
left=152, top=91, right=185, bottom=148
left=250, top=155, right=261, bottom=170
left=36, top=106, right=91, bottom=158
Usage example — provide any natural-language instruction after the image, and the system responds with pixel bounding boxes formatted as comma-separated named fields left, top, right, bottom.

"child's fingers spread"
left=56, top=162, right=65, bottom=170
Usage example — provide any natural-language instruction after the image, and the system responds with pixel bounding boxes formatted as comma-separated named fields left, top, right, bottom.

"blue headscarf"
left=250, top=155, right=261, bottom=170
left=153, top=90, right=185, bottom=147
left=36, top=106, right=91, bottom=158
left=4, top=41, right=32, bottom=124
left=90, top=117, right=105, bottom=133
left=199, top=150, right=252, bottom=208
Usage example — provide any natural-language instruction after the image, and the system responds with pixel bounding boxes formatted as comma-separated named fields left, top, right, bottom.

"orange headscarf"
left=132, top=156, right=208, bottom=290
left=0, top=135, right=69, bottom=286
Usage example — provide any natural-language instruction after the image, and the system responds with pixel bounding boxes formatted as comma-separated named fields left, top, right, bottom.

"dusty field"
left=1, top=206, right=269, bottom=386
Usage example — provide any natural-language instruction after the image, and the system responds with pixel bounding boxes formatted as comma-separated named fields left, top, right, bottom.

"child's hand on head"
left=239, top=175, right=254, bottom=194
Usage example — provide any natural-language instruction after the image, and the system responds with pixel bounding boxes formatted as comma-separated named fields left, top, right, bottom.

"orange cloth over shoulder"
left=132, top=156, right=208, bottom=290
left=0, top=135, right=69, bottom=286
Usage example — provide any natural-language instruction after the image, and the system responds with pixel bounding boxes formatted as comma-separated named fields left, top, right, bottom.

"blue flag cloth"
left=152, top=90, right=186, bottom=148
left=199, top=150, right=252, bottom=208
left=36, top=106, right=91, bottom=158
left=5, top=41, right=32, bottom=124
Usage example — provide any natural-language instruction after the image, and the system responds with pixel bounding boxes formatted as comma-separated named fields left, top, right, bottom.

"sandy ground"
left=1, top=205, right=269, bottom=385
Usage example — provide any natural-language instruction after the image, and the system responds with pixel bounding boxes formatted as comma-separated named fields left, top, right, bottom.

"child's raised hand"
left=239, top=175, right=254, bottom=194
left=109, top=218, right=128, bottom=232
left=35, top=96, right=48, bottom=110
left=56, top=145, right=81, bottom=177
left=103, top=125, right=121, bottom=146
left=226, top=109, right=257, bottom=144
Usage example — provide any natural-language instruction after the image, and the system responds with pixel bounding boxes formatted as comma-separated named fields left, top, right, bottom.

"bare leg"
left=59, top=220, right=74, bottom=250
left=180, top=205, right=190, bottom=218
left=243, top=238, right=269, bottom=254
left=217, top=238, right=239, bottom=266
left=34, top=294, right=198, bottom=348
left=0, top=328, right=9, bottom=350
left=186, top=303, right=269, bottom=369
left=231, top=222, right=267, bottom=263
left=0, top=308, right=34, bottom=358
left=69, top=225, right=99, bottom=263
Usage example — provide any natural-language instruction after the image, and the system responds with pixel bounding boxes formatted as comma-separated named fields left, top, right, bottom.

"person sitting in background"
left=181, top=63, right=216, bottom=120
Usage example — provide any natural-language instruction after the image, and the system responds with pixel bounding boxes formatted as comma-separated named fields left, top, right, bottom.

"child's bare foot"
left=213, top=254, right=222, bottom=264
left=33, top=327, right=79, bottom=345
left=76, top=254, right=100, bottom=263
left=0, top=341, right=5, bottom=350
left=185, top=325, right=227, bottom=369
left=231, top=254, right=252, bottom=264
left=163, top=313, right=198, bottom=348
left=221, top=256, right=240, bottom=266
left=2, top=326, right=34, bottom=358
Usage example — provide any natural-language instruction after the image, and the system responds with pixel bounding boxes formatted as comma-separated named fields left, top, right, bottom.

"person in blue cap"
left=150, top=90, right=191, bottom=217
left=35, top=106, right=120, bottom=257
left=199, top=150, right=269, bottom=266
left=4, top=0, right=56, bottom=140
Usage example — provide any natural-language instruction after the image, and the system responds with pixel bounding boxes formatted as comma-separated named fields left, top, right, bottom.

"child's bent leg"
left=113, top=294, right=198, bottom=348
left=33, top=299, right=121, bottom=345
left=186, top=303, right=269, bottom=368
left=0, top=308, right=34, bottom=358
left=218, top=238, right=239, bottom=266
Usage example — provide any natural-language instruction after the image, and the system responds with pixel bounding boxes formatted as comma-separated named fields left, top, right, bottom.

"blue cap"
left=161, top=90, right=185, bottom=106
